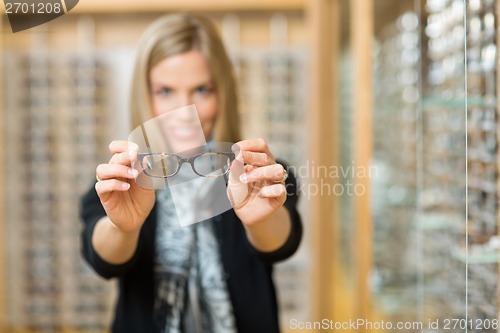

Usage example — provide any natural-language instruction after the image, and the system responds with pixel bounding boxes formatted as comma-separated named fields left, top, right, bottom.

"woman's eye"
left=156, top=87, right=171, bottom=96
left=195, top=85, right=212, bottom=95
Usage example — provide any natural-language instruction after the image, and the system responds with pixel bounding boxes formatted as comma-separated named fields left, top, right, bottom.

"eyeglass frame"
left=136, top=151, right=236, bottom=179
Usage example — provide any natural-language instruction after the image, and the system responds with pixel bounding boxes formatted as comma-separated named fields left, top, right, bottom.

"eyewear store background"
left=0, top=0, right=499, bottom=332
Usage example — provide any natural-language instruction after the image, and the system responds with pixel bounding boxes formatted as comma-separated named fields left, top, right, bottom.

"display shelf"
left=71, top=0, right=305, bottom=13
left=412, top=212, right=462, bottom=231
left=452, top=248, right=500, bottom=265
left=1, top=47, right=114, bottom=332
left=422, top=96, right=495, bottom=108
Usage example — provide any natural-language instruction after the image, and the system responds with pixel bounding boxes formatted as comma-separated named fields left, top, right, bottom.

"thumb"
left=227, top=152, right=251, bottom=208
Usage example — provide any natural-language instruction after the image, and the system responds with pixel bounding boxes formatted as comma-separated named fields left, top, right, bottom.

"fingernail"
left=128, top=168, right=138, bottom=177
left=122, top=182, right=130, bottom=189
left=231, top=144, right=240, bottom=153
left=239, top=173, right=250, bottom=183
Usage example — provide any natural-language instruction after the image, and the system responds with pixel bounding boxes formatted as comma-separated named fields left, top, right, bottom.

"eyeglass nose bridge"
left=174, top=155, right=198, bottom=177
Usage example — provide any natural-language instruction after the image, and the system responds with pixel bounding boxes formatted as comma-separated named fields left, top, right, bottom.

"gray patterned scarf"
left=153, top=166, right=236, bottom=333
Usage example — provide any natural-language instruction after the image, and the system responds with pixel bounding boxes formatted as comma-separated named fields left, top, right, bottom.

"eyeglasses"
left=137, top=152, right=235, bottom=178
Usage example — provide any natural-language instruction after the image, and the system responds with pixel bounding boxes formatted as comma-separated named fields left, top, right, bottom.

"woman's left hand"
left=227, top=139, right=288, bottom=226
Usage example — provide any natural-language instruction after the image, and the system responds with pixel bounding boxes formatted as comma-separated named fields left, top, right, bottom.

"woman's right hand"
left=95, top=140, right=156, bottom=233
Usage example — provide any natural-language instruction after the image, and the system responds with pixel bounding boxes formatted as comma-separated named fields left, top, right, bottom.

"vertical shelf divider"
left=496, top=0, right=500, bottom=321
left=350, top=0, right=374, bottom=326
left=307, top=0, right=342, bottom=322
left=0, top=13, right=6, bottom=333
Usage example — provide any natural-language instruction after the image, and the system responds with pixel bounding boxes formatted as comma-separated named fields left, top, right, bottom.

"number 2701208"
left=443, top=318, right=499, bottom=330
left=5, top=2, right=62, bottom=14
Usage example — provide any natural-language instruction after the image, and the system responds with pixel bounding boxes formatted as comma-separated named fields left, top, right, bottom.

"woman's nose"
left=177, top=93, right=193, bottom=107
left=177, top=108, right=196, bottom=121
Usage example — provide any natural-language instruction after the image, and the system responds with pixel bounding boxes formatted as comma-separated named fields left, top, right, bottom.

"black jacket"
left=79, top=167, right=302, bottom=333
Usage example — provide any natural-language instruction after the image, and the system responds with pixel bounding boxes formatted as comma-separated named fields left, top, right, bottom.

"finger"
left=258, top=184, right=286, bottom=198
left=244, top=164, right=256, bottom=173
left=96, top=164, right=139, bottom=181
left=95, top=179, right=131, bottom=195
left=227, top=181, right=256, bottom=209
left=109, top=152, right=131, bottom=166
left=227, top=156, right=251, bottom=207
left=107, top=141, right=139, bottom=166
left=232, top=138, right=274, bottom=160
left=240, top=151, right=274, bottom=167
left=228, top=154, right=246, bottom=184
left=239, top=164, right=285, bottom=183
left=109, top=140, right=139, bottom=155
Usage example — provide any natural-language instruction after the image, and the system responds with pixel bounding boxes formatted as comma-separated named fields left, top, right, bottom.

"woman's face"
left=149, top=50, right=218, bottom=152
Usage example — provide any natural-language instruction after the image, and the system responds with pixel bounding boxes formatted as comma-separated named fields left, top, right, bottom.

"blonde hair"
left=130, top=13, right=241, bottom=143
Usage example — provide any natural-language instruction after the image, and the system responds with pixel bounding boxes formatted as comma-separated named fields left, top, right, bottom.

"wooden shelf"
left=0, top=13, right=5, bottom=333
left=71, top=0, right=305, bottom=13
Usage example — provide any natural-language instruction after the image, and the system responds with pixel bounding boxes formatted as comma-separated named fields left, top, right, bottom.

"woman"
left=80, top=13, right=302, bottom=333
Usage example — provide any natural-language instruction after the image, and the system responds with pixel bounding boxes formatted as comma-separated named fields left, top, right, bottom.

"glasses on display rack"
left=137, top=152, right=235, bottom=179
left=3, top=48, right=114, bottom=331
left=342, top=0, right=500, bottom=326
